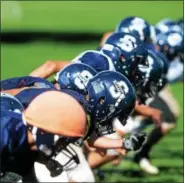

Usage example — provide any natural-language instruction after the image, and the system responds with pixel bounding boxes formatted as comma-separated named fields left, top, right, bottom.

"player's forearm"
left=1, top=88, right=29, bottom=96
left=88, top=136, right=123, bottom=149
left=29, top=60, right=70, bottom=78
left=135, top=102, right=154, bottom=117
left=100, top=32, right=113, bottom=46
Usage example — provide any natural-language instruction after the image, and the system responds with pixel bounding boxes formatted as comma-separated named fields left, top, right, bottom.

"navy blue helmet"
left=144, top=42, right=169, bottom=74
left=55, top=63, right=97, bottom=95
left=115, top=16, right=151, bottom=42
left=1, top=93, right=24, bottom=113
left=156, top=30, right=184, bottom=61
left=101, top=32, right=148, bottom=88
left=136, top=50, right=164, bottom=103
left=87, top=71, right=136, bottom=128
left=71, top=50, right=114, bottom=72
left=155, top=18, right=183, bottom=34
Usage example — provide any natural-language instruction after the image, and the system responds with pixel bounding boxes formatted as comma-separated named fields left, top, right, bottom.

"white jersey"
left=166, top=58, right=183, bottom=83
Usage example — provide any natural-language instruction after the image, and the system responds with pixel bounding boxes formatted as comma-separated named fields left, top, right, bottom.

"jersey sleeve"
left=0, top=110, right=28, bottom=154
left=1, top=76, right=54, bottom=90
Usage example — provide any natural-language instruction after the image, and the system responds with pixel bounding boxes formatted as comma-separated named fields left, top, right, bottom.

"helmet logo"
left=109, top=80, right=129, bottom=107
left=130, top=18, right=146, bottom=41
left=91, top=78, right=104, bottom=94
left=118, top=35, right=137, bottom=52
left=74, top=70, right=93, bottom=90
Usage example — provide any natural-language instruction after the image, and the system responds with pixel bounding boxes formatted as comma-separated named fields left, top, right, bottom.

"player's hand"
left=150, top=108, right=162, bottom=126
left=123, top=133, right=147, bottom=151
left=115, top=148, right=127, bottom=156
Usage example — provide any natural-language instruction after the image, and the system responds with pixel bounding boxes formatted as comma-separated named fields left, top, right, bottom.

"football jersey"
left=1, top=110, right=27, bottom=154
left=1, top=76, right=54, bottom=90
left=1, top=110, right=29, bottom=173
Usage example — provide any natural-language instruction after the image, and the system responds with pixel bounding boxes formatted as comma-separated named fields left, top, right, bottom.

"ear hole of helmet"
left=98, top=97, right=105, bottom=105
left=120, top=55, right=126, bottom=62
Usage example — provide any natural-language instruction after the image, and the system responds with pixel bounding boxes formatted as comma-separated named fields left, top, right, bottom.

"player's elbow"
left=44, top=60, right=57, bottom=72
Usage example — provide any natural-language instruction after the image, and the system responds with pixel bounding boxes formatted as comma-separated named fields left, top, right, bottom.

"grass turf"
left=1, top=1, right=183, bottom=33
left=1, top=42, right=183, bottom=182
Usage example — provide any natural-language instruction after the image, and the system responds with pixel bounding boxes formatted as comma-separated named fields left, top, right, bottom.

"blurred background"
left=1, top=1, right=183, bottom=182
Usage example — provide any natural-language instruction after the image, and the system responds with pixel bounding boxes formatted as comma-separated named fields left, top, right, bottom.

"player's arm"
left=29, top=60, right=70, bottom=78
left=135, top=101, right=162, bottom=125
left=0, top=76, right=36, bottom=95
left=100, top=32, right=113, bottom=47
left=88, top=136, right=123, bottom=149
left=87, top=133, right=146, bottom=152
left=1, top=87, right=29, bottom=96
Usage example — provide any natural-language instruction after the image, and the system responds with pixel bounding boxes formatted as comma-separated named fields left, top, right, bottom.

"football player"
left=132, top=29, right=183, bottom=174
left=0, top=91, right=88, bottom=182
left=1, top=66, right=145, bottom=182
left=29, top=32, right=162, bottom=127
left=156, top=30, right=183, bottom=83
left=87, top=48, right=165, bottom=170
left=113, top=17, right=183, bottom=174
left=100, top=32, right=162, bottom=124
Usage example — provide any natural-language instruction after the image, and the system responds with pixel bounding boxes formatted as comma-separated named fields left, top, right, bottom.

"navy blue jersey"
left=1, top=76, right=55, bottom=90
left=1, top=110, right=30, bottom=172
left=3, top=77, right=93, bottom=139
left=0, top=93, right=31, bottom=173
left=15, top=88, right=57, bottom=108
left=1, top=110, right=27, bottom=154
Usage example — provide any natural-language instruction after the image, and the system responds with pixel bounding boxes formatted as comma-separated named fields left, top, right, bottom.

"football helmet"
left=86, top=70, right=136, bottom=135
left=71, top=50, right=115, bottom=72
left=55, top=63, right=97, bottom=95
left=1, top=92, right=24, bottom=113
left=136, top=50, right=164, bottom=103
left=156, top=30, right=184, bottom=61
left=101, top=32, right=148, bottom=88
left=115, top=16, right=151, bottom=42
left=156, top=18, right=182, bottom=34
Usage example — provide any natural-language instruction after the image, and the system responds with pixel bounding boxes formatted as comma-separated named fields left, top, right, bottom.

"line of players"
left=1, top=16, right=183, bottom=182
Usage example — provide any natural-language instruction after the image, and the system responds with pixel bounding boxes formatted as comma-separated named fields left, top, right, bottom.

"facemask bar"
left=35, top=135, right=81, bottom=177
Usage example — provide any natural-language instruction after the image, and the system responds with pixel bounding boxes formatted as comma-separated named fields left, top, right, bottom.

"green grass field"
left=1, top=1, right=183, bottom=32
left=1, top=1, right=183, bottom=182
